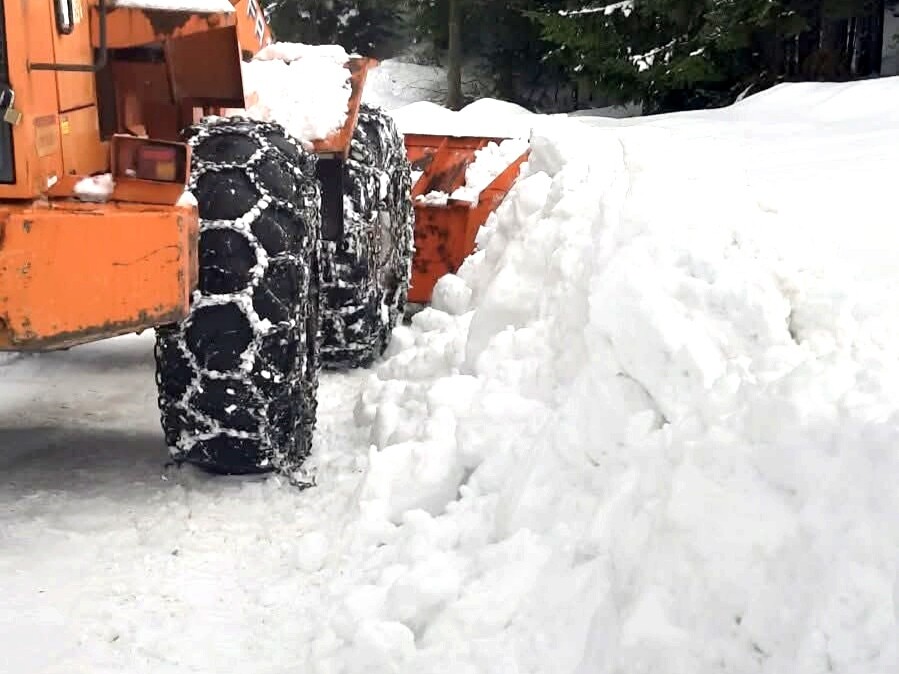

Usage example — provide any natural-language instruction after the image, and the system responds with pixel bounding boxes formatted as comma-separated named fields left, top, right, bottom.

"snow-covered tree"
left=267, top=0, right=406, bottom=58
left=531, top=0, right=885, bottom=113
left=410, top=0, right=574, bottom=110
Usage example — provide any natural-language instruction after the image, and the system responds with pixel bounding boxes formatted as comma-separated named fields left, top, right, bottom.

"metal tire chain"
left=319, top=103, right=415, bottom=370
left=153, top=116, right=322, bottom=478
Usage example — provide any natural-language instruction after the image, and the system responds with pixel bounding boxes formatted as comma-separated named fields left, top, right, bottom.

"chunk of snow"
left=431, top=275, right=473, bottom=315
left=415, top=190, right=449, bottom=206
left=389, top=98, right=537, bottom=138
left=176, top=189, right=197, bottom=207
left=74, top=173, right=115, bottom=202
left=255, top=42, right=353, bottom=64
left=235, top=42, right=352, bottom=147
left=450, top=138, right=529, bottom=204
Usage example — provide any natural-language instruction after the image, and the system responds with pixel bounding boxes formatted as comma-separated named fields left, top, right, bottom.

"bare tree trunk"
left=446, top=0, right=463, bottom=110
left=872, top=0, right=886, bottom=74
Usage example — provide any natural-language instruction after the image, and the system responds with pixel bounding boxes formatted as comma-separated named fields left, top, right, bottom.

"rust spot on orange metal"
left=143, top=9, right=195, bottom=36
left=97, top=7, right=237, bottom=49
left=0, top=200, right=198, bottom=351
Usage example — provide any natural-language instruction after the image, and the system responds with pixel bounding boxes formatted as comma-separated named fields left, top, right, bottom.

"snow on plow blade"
left=405, top=134, right=528, bottom=304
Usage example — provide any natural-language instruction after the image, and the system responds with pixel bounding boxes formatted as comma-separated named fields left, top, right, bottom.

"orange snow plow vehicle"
left=0, top=0, right=524, bottom=477
left=0, top=0, right=371, bottom=350
left=0, top=0, right=415, bottom=476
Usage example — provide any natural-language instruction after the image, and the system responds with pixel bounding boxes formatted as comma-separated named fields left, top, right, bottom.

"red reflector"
left=137, top=145, right=178, bottom=182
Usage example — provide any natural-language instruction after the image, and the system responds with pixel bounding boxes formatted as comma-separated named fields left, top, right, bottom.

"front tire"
left=154, top=117, right=321, bottom=475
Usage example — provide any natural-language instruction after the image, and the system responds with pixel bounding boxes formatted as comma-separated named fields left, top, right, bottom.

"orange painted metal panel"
left=311, top=58, right=374, bottom=158
left=408, top=205, right=468, bottom=304
left=53, top=4, right=96, bottom=112
left=0, top=0, right=65, bottom=199
left=165, top=27, right=245, bottom=107
left=95, top=6, right=236, bottom=49
left=0, top=201, right=198, bottom=351
left=404, top=134, right=529, bottom=304
left=59, top=106, right=108, bottom=177
left=231, top=0, right=273, bottom=55
left=48, top=135, right=190, bottom=205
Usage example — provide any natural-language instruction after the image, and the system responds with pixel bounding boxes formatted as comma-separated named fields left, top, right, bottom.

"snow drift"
left=4, top=75, right=899, bottom=674
left=352, top=77, right=899, bottom=673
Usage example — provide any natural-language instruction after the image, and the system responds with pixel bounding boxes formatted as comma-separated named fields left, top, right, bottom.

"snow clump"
left=351, top=82, right=899, bottom=673
left=239, top=43, right=353, bottom=148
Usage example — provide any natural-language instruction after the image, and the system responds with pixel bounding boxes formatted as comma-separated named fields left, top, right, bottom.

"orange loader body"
left=0, top=0, right=274, bottom=351
left=0, top=0, right=525, bottom=353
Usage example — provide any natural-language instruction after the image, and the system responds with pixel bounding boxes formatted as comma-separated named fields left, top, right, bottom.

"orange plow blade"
left=404, top=134, right=529, bottom=304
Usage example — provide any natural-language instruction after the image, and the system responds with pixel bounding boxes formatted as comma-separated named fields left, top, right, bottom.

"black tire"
left=154, top=117, right=322, bottom=476
left=319, top=103, right=414, bottom=369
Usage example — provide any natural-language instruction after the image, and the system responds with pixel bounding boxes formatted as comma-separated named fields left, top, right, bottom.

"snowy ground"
left=4, top=68, right=899, bottom=672
left=1, top=333, right=374, bottom=673
left=363, top=58, right=495, bottom=111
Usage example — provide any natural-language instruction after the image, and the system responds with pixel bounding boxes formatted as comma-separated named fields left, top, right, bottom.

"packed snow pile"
left=237, top=43, right=353, bottom=148
left=414, top=190, right=450, bottom=206
left=414, top=138, right=529, bottom=206
left=363, top=58, right=496, bottom=111
left=390, top=98, right=536, bottom=138
left=351, top=78, right=899, bottom=672
left=74, top=173, right=115, bottom=202
left=450, top=138, right=529, bottom=203
left=5, top=77, right=899, bottom=674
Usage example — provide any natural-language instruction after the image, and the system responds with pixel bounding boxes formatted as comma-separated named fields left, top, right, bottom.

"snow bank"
left=352, top=79, right=899, bottom=672
left=729, top=76, right=899, bottom=121
left=363, top=61, right=451, bottom=111
left=390, top=98, right=536, bottom=138
left=255, top=43, right=352, bottom=64
left=449, top=138, right=529, bottom=203
left=7, top=75, right=899, bottom=674
left=237, top=43, right=352, bottom=147
left=363, top=59, right=496, bottom=112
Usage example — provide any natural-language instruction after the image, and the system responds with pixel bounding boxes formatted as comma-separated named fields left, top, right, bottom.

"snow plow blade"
left=404, top=134, right=528, bottom=304
left=312, top=57, right=375, bottom=159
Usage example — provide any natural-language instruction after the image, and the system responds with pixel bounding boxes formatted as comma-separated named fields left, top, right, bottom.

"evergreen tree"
left=266, top=0, right=407, bottom=59
left=409, top=0, right=575, bottom=110
left=531, top=0, right=884, bottom=113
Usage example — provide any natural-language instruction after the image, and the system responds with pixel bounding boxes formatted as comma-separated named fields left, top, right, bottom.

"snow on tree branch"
left=558, top=1, right=633, bottom=17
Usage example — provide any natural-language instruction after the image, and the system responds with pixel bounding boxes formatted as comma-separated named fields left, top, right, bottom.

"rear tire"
left=154, top=117, right=321, bottom=476
left=320, top=104, right=414, bottom=369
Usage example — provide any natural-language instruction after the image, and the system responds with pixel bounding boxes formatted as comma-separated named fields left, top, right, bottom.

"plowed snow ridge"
left=2, top=76, right=899, bottom=674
